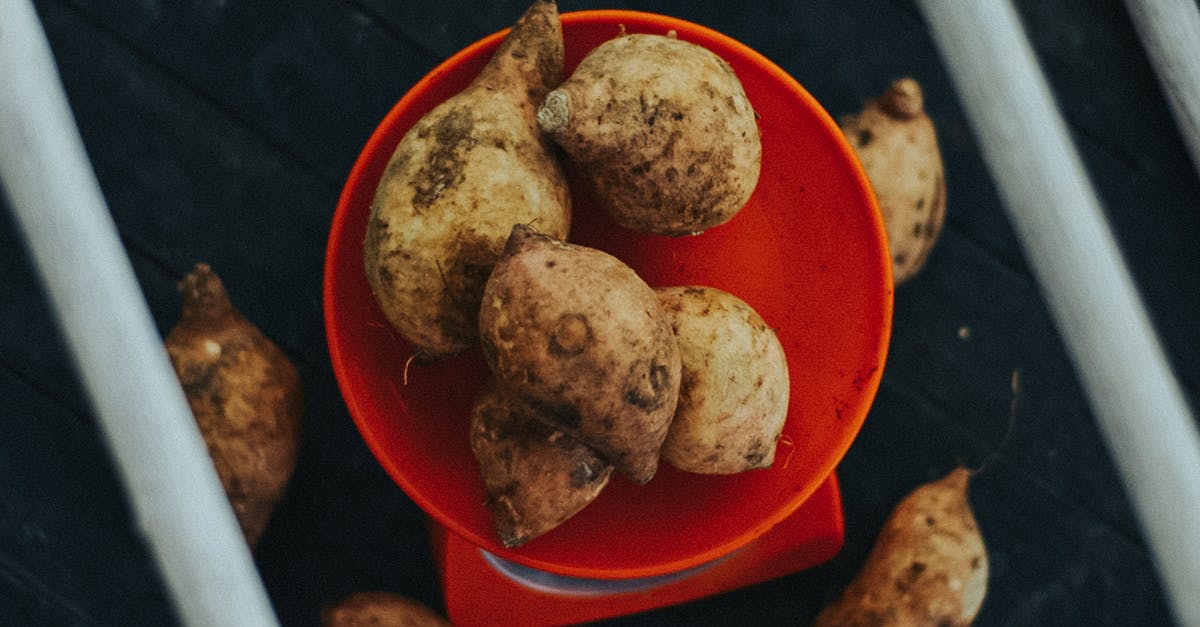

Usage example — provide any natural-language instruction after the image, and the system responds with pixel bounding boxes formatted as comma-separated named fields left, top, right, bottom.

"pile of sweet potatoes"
left=359, top=0, right=788, bottom=550
left=161, top=1, right=975, bottom=623
left=351, top=1, right=979, bottom=623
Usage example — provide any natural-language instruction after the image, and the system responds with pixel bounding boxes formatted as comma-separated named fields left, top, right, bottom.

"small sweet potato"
left=470, top=380, right=612, bottom=547
left=363, top=0, right=571, bottom=362
left=321, top=591, right=452, bottom=627
left=165, top=264, right=303, bottom=550
left=656, top=286, right=789, bottom=474
left=840, top=77, right=946, bottom=285
left=478, top=224, right=681, bottom=484
left=812, top=468, right=988, bottom=627
left=538, top=31, right=760, bottom=236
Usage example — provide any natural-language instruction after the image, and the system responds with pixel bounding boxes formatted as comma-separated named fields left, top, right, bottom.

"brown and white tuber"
left=812, top=468, right=988, bottom=627
left=321, top=591, right=453, bottom=627
left=840, top=77, right=946, bottom=285
left=165, top=263, right=303, bottom=550
left=470, top=380, right=613, bottom=547
left=655, top=286, right=789, bottom=474
left=363, top=0, right=572, bottom=362
left=538, top=32, right=761, bottom=236
left=478, top=224, right=681, bottom=484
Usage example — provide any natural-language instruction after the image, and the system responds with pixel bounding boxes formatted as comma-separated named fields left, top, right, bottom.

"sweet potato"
left=655, top=286, right=789, bottom=474
left=363, top=0, right=571, bottom=362
left=478, top=224, right=681, bottom=484
left=812, top=468, right=988, bottom=626
left=470, top=380, right=612, bottom=547
left=321, top=591, right=452, bottom=627
left=165, top=264, right=303, bottom=550
left=840, top=77, right=946, bottom=285
left=538, top=32, right=760, bottom=236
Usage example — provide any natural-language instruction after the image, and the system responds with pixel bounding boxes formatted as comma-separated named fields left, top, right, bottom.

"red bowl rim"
left=324, top=9, right=892, bottom=579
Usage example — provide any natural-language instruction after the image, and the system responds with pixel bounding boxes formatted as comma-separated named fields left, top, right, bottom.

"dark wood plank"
left=1016, top=0, right=1200, bottom=185
left=60, top=0, right=439, bottom=186
left=839, top=382, right=1172, bottom=626
left=0, top=370, right=174, bottom=626
left=38, top=0, right=338, bottom=366
left=0, top=202, right=90, bottom=417
left=892, top=229, right=1147, bottom=537
left=1014, top=0, right=1200, bottom=398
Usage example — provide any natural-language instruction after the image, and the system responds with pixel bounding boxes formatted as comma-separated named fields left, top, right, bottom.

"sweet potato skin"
left=840, top=77, right=946, bottom=285
left=478, top=225, right=681, bottom=484
left=656, top=286, right=789, bottom=474
left=165, top=263, right=303, bottom=550
left=470, top=380, right=612, bottom=547
left=321, top=591, right=452, bottom=627
left=538, top=32, right=760, bottom=236
left=812, top=468, right=988, bottom=627
left=363, top=1, right=571, bottom=362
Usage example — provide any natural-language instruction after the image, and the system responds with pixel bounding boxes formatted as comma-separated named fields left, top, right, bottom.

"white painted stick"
left=0, top=2, right=279, bottom=626
left=1124, top=0, right=1200, bottom=179
left=916, top=2, right=1200, bottom=626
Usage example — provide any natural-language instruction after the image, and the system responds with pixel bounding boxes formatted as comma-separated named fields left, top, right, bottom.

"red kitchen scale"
left=324, top=10, right=891, bottom=626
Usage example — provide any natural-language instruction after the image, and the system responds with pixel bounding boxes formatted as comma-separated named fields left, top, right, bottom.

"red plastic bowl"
left=324, top=10, right=891, bottom=580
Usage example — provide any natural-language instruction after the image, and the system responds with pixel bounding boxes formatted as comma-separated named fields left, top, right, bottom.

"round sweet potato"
left=656, top=286, right=789, bottom=474
left=478, top=225, right=681, bottom=484
left=538, top=32, right=760, bottom=236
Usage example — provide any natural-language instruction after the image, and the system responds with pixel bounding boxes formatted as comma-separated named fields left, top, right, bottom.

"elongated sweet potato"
left=840, top=77, right=946, bottom=285
left=165, top=264, right=303, bottom=550
left=812, top=468, right=988, bottom=626
left=364, top=1, right=571, bottom=362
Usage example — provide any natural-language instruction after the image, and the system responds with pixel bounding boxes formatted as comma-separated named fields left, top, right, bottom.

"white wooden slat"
left=916, top=2, right=1200, bottom=626
left=0, top=1, right=279, bottom=625
left=1125, top=0, right=1200, bottom=179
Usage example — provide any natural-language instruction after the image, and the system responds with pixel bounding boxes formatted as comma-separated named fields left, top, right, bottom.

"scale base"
left=431, top=472, right=844, bottom=626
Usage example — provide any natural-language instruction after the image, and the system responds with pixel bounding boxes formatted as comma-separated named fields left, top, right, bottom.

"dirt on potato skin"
left=539, top=33, right=761, bottom=236
left=470, top=381, right=612, bottom=548
left=840, top=77, right=945, bottom=285
left=812, top=468, right=988, bottom=627
left=477, top=0, right=564, bottom=99
left=479, top=225, right=681, bottom=484
left=362, top=0, right=570, bottom=362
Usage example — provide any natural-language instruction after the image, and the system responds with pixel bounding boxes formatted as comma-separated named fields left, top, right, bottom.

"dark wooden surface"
left=3, top=1, right=1198, bottom=625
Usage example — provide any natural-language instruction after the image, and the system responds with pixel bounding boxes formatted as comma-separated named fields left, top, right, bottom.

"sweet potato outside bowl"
left=324, top=10, right=892, bottom=580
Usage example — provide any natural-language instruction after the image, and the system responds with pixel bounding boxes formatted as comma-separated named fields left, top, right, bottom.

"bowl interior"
left=324, top=10, right=891, bottom=579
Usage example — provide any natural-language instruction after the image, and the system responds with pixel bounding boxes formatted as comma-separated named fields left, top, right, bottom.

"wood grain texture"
left=917, top=3, right=1200, bottom=623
